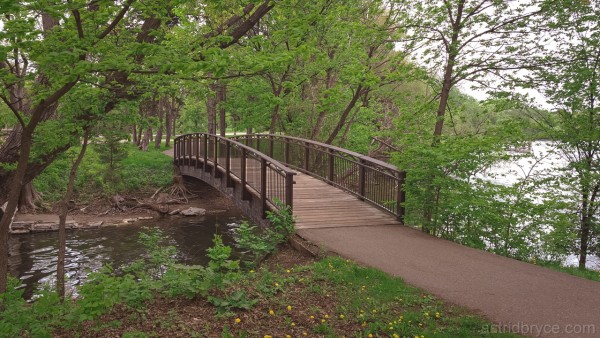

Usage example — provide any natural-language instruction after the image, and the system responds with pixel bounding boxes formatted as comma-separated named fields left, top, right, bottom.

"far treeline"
left=1, top=0, right=599, bottom=293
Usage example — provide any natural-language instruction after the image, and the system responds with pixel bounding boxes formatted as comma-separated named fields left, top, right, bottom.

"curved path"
left=294, top=172, right=599, bottom=338
left=166, top=143, right=600, bottom=338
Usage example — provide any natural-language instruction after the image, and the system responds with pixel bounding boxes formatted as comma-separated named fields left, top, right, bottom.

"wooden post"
left=185, top=135, right=190, bottom=166
left=203, top=134, right=209, bottom=172
left=285, top=173, right=294, bottom=211
left=195, top=134, right=199, bottom=169
left=397, top=171, right=406, bottom=224
left=268, top=135, right=274, bottom=158
left=358, top=159, right=365, bottom=201
left=304, top=142, right=310, bottom=171
left=213, top=136, right=218, bottom=179
left=225, top=141, right=232, bottom=187
left=328, top=149, right=334, bottom=183
left=173, top=138, right=178, bottom=164
left=241, top=148, right=248, bottom=200
left=260, top=158, right=267, bottom=218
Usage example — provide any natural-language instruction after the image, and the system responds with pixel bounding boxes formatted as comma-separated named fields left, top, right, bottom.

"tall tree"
left=516, top=0, right=600, bottom=268
left=400, top=0, right=542, bottom=231
left=0, top=0, right=274, bottom=292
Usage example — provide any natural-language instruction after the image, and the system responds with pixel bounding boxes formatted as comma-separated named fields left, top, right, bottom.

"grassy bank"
left=34, top=143, right=173, bottom=204
left=1, top=242, right=519, bottom=337
left=537, top=261, right=600, bottom=282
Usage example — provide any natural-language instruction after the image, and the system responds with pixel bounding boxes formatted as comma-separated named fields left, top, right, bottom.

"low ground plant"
left=233, top=202, right=295, bottom=266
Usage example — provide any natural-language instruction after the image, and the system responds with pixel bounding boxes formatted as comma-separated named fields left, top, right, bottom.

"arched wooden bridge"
left=173, top=133, right=406, bottom=228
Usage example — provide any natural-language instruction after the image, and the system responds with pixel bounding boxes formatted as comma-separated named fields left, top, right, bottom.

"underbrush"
left=34, top=143, right=173, bottom=204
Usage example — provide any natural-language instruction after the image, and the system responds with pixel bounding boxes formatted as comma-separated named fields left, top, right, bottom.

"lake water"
left=8, top=211, right=246, bottom=299
left=476, top=141, right=600, bottom=270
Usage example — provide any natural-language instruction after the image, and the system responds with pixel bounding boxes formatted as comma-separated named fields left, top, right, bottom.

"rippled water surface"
left=8, top=212, right=245, bottom=299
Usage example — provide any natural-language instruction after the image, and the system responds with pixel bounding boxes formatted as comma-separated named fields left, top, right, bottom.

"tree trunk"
left=155, top=99, right=164, bottom=149
left=421, top=1, right=463, bottom=234
left=140, top=127, right=152, bottom=151
left=207, top=82, right=217, bottom=135
left=57, top=132, right=89, bottom=300
left=579, top=202, right=590, bottom=270
left=270, top=104, right=280, bottom=134
left=217, top=83, right=227, bottom=136
left=0, top=127, right=35, bottom=293
left=18, top=182, right=39, bottom=212
left=136, top=126, right=143, bottom=146
left=165, top=109, right=172, bottom=147
left=325, top=85, right=364, bottom=145
left=132, top=125, right=138, bottom=145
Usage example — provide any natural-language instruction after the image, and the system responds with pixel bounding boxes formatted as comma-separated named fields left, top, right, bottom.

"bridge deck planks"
left=292, top=173, right=400, bottom=230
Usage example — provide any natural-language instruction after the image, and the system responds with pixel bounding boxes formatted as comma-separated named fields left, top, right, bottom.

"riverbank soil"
left=12, top=177, right=237, bottom=233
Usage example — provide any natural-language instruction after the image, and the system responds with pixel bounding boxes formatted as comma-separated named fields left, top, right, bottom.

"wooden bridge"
left=173, top=133, right=406, bottom=228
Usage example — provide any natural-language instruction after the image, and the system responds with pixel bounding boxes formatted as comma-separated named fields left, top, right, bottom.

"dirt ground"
left=12, top=178, right=238, bottom=231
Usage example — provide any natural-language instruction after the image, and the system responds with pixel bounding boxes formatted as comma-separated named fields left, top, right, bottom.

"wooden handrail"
left=174, top=133, right=296, bottom=217
left=231, top=134, right=406, bottom=223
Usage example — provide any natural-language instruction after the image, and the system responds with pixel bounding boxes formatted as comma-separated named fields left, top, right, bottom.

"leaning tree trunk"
left=57, top=132, right=89, bottom=300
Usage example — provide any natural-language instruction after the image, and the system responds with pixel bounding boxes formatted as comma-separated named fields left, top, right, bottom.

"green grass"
left=34, top=142, right=174, bottom=203
left=537, top=261, right=600, bottom=282
left=309, top=256, right=521, bottom=337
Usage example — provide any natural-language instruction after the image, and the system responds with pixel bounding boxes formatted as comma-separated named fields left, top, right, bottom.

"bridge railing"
left=231, top=134, right=406, bottom=223
left=174, top=133, right=296, bottom=217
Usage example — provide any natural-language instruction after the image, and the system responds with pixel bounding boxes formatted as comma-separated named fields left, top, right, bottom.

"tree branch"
left=0, top=95, right=25, bottom=128
left=97, top=0, right=134, bottom=39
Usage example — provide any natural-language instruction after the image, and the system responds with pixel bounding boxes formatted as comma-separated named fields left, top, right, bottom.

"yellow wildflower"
left=286, top=335, right=291, bottom=338
left=269, top=309, right=275, bottom=315
left=339, top=314, right=345, bottom=319
left=368, top=334, right=373, bottom=338
left=321, top=319, right=326, bottom=323
left=291, top=322, right=295, bottom=327
left=303, top=332, right=307, bottom=336
left=274, top=282, right=279, bottom=287
left=287, top=305, right=292, bottom=311
left=264, top=336, right=272, bottom=338
left=324, top=314, right=329, bottom=319
left=234, top=318, right=241, bottom=324
left=286, top=269, right=291, bottom=273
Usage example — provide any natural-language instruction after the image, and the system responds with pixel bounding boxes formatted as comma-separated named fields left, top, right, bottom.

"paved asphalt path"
left=298, top=225, right=600, bottom=337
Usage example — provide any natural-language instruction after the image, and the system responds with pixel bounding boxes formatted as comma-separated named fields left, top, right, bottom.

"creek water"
left=8, top=211, right=246, bottom=299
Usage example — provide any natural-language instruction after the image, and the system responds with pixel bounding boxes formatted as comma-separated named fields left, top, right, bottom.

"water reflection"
left=8, top=212, right=245, bottom=299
